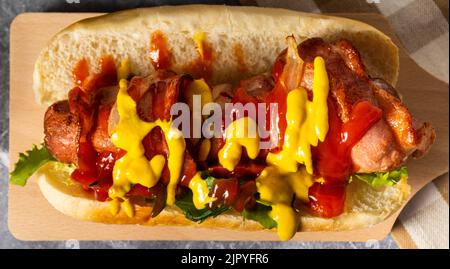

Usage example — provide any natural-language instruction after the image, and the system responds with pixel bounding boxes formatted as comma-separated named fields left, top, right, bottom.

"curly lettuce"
left=242, top=204, right=277, bottom=229
left=10, top=144, right=55, bottom=186
left=351, top=166, right=408, bottom=187
left=175, top=191, right=229, bottom=222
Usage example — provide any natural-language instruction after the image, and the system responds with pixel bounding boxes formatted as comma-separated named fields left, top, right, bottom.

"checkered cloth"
left=241, top=0, right=449, bottom=249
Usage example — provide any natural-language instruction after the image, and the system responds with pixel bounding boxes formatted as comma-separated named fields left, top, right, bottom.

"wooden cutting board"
left=8, top=12, right=449, bottom=241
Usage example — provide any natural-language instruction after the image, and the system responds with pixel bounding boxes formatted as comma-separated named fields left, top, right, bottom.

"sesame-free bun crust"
left=37, top=162, right=410, bottom=232
left=33, top=5, right=398, bottom=106
left=34, top=5, right=406, bottom=235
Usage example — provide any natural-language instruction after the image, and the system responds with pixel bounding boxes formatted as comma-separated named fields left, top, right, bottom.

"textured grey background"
left=0, top=0, right=398, bottom=249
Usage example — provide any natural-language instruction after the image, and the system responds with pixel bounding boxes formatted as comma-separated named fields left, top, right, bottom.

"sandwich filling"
left=11, top=33, right=435, bottom=241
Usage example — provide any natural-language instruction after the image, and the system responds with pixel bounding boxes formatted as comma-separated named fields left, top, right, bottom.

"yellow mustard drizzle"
left=185, top=79, right=213, bottom=120
left=186, top=79, right=213, bottom=104
left=117, top=58, right=131, bottom=81
left=105, top=54, right=330, bottom=242
left=108, top=196, right=141, bottom=219
left=270, top=204, right=297, bottom=241
left=108, top=198, right=120, bottom=216
left=193, top=32, right=206, bottom=60
left=109, top=79, right=166, bottom=216
left=266, top=56, right=329, bottom=174
left=158, top=121, right=186, bottom=206
left=285, top=168, right=315, bottom=203
left=188, top=172, right=217, bottom=209
left=259, top=56, right=329, bottom=240
left=122, top=199, right=134, bottom=217
left=256, top=166, right=314, bottom=241
left=109, top=79, right=187, bottom=216
left=218, top=117, right=260, bottom=171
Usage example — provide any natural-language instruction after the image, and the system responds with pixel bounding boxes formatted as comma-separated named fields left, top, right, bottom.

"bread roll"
left=33, top=5, right=407, bottom=234
left=37, top=162, right=410, bottom=232
left=34, top=5, right=398, bottom=105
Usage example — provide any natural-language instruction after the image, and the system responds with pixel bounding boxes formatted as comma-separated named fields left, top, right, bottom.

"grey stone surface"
left=0, top=0, right=398, bottom=249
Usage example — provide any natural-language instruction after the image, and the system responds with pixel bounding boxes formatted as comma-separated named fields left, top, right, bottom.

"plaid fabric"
left=241, top=0, right=449, bottom=249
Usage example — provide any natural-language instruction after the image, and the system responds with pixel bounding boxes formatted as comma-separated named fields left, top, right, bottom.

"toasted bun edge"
left=33, top=5, right=399, bottom=106
left=37, top=162, right=410, bottom=233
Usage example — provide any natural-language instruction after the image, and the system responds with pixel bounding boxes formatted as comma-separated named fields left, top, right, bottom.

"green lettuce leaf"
left=352, top=166, right=408, bottom=187
left=175, top=191, right=229, bottom=223
left=10, top=144, right=55, bottom=186
left=198, top=171, right=216, bottom=190
left=204, top=176, right=216, bottom=191
left=242, top=204, right=277, bottom=229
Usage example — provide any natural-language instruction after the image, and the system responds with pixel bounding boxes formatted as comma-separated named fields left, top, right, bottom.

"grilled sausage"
left=44, top=100, right=80, bottom=164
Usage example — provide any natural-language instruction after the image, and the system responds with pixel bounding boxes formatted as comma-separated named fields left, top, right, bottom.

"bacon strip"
left=296, top=38, right=434, bottom=172
left=44, top=38, right=435, bottom=184
left=298, top=38, right=377, bottom=121
left=92, top=103, right=118, bottom=153
left=134, top=73, right=196, bottom=186
left=208, top=162, right=266, bottom=179
left=137, top=74, right=192, bottom=122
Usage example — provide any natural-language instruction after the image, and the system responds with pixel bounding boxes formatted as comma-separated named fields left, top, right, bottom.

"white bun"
left=33, top=5, right=399, bottom=106
left=37, top=162, right=410, bottom=232
left=33, top=5, right=406, bottom=234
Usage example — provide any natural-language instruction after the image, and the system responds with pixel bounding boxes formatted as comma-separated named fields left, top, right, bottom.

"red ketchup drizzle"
left=210, top=178, right=239, bottom=208
left=265, top=81, right=288, bottom=153
left=270, top=50, right=384, bottom=218
left=205, top=53, right=287, bottom=212
left=73, top=59, right=89, bottom=86
left=72, top=56, right=117, bottom=92
left=233, top=181, right=257, bottom=212
left=150, top=30, right=172, bottom=70
left=265, top=53, right=293, bottom=153
left=127, top=183, right=167, bottom=217
left=71, top=150, right=125, bottom=201
left=185, top=37, right=214, bottom=80
left=309, top=99, right=383, bottom=218
left=69, top=56, right=122, bottom=201
left=209, top=178, right=257, bottom=213
left=233, top=43, right=248, bottom=74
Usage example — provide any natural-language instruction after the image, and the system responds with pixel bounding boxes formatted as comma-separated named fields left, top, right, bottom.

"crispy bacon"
left=179, top=152, right=198, bottom=186
left=233, top=180, right=257, bottom=212
left=143, top=127, right=169, bottom=160
left=137, top=74, right=192, bottom=122
left=127, top=70, right=177, bottom=102
left=233, top=74, right=273, bottom=104
left=127, top=76, right=152, bottom=102
left=412, top=121, right=435, bottom=158
left=92, top=104, right=119, bottom=153
left=43, top=37, right=435, bottom=210
left=134, top=74, right=197, bottom=187
left=208, top=161, right=265, bottom=179
left=203, top=74, right=274, bottom=164
left=368, top=77, right=435, bottom=163
left=295, top=38, right=434, bottom=172
left=45, top=84, right=102, bottom=165
left=67, top=86, right=96, bottom=139
left=298, top=38, right=377, bottom=121
left=142, top=127, right=171, bottom=184
left=225, top=37, right=434, bottom=173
